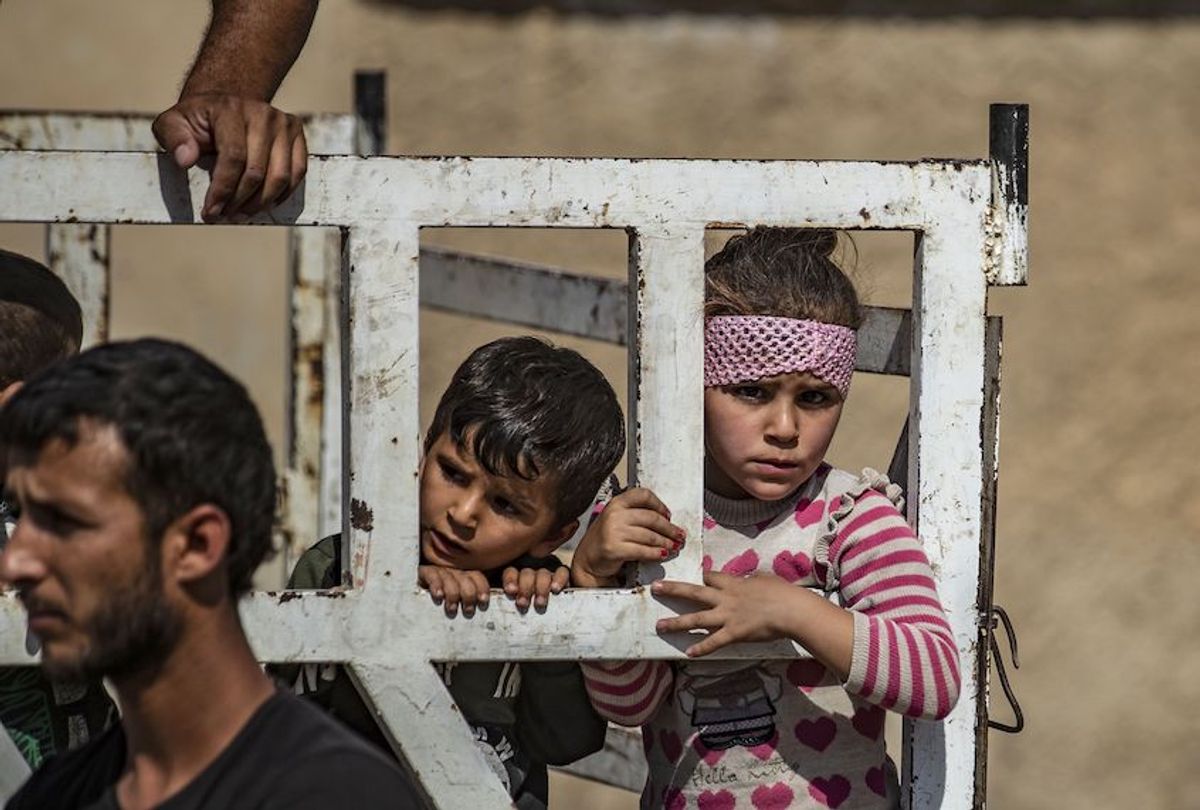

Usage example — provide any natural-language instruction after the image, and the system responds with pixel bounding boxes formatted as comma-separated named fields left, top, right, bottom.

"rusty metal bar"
left=988, top=103, right=1029, bottom=286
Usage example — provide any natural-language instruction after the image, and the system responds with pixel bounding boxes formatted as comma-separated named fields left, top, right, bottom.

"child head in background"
left=419, top=336, right=624, bottom=612
left=702, top=227, right=861, bottom=502
left=0, top=249, right=83, bottom=405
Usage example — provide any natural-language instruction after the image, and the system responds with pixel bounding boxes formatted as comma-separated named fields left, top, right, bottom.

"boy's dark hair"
left=0, top=338, right=276, bottom=597
left=425, top=336, right=625, bottom=526
left=0, top=249, right=84, bottom=388
left=705, top=228, right=864, bottom=329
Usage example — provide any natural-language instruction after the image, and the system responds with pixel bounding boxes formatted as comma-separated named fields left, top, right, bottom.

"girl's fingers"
left=656, top=608, right=720, bottom=635
left=615, top=487, right=672, bottom=518
left=686, top=628, right=735, bottom=658
left=420, top=568, right=444, bottom=602
left=652, top=579, right=718, bottom=605
left=626, top=512, right=686, bottom=545
left=440, top=575, right=461, bottom=617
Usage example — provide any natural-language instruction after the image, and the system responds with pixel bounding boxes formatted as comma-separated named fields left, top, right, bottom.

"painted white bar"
left=0, top=152, right=988, bottom=230
left=627, top=228, right=706, bottom=587
left=899, top=222, right=989, bottom=810
left=341, top=224, right=423, bottom=590
left=45, top=224, right=109, bottom=348
left=352, top=663, right=511, bottom=807
left=0, top=112, right=356, bottom=155
left=0, top=727, right=30, bottom=802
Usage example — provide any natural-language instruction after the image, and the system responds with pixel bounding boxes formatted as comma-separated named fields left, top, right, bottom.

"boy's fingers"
left=516, top=568, right=537, bottom=610
left=501, top=567, right=520, bottom=595
left=533, top=569, right=555, bottom=608
left=419, top=568, right=444, bottom=601
left=550, top=567, right=570, bottom=593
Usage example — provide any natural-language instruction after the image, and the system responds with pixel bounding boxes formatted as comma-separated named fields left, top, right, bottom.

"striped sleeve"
left=580, top=660, right=674, bottom=727
left=831, top=491, right=961, bottom=720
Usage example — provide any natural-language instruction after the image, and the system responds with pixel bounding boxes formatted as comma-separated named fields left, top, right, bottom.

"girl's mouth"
left=749, top=459, right=799, bottom=474
left=424, top=527, right=467, bottom=557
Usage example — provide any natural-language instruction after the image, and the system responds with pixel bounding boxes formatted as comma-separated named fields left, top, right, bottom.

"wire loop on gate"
left=986, top=604, right=1024, bottom=734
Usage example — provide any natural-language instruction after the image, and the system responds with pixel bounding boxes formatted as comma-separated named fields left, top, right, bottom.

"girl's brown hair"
left=704, top=228, right=863, bottom=329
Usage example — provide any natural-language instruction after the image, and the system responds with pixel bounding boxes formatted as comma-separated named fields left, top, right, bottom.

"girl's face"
left=704, top=371, right=844, bottom=501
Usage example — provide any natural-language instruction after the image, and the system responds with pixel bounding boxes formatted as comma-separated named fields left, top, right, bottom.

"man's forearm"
left=181, top=0, right=318, bottom=102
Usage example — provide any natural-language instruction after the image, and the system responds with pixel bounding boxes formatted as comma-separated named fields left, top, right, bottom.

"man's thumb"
left=152, top=109, right=201, bottom=169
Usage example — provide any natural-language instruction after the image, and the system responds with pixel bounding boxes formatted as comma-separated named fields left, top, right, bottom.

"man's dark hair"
left=426, top=336, right=625, bottom=526
left=0, top=338, right=276, bottom=597
left=0, top=249, right=84, bottom=388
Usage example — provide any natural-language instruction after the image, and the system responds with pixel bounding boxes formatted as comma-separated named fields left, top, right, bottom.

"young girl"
left=570, top=228, right=960, bottom=809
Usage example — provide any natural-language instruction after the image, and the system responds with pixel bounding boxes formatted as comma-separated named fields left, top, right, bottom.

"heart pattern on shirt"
left=794, top=717, right=837, bottom=751
left=721, top=549, right=760, bottom=576
left=794, top=498, right=825, bottom=529
left=663, top=786, right=686, bottom=810
left=865, top=766, right=888, bottom=797
left=851, top=706, right=885, bottom=741
left=698, top=789, right=736, bottom=810
left=808, top=775, right=852, bottom=808
left=702, top=554, right=714, bottom=573
left=772, top=549, right=812, bottom=583
left=786, top=659, right=828, bottom=692
left=751, top=782, right=796, bottom=809
left=703, top=516, right=718, bottom=530
left=693, top=736, right=725, bottom=766
left=749, top=730, right=780, bottom=761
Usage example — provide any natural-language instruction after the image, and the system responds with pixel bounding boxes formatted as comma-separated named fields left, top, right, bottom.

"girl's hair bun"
left=787, top=228, right=839, bottom=258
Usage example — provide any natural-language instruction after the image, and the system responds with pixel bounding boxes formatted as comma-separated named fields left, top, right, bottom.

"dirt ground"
left=2, top=2, right=1199, bottom=807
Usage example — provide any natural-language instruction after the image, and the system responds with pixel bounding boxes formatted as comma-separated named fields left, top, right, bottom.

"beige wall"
left=3, top=2, right=1199, bottom=806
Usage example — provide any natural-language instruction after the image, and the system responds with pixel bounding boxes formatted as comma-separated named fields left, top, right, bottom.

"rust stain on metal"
left=859, top=207, right=872, bottom=223
left=277, top=591, right=303, bottom=603
left=350, top=497, right=375, bottom=532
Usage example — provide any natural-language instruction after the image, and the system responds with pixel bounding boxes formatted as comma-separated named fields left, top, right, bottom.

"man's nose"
left=0, top=524, right=48, bottom=588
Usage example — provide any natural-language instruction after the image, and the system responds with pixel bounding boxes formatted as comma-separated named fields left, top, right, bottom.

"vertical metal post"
left=627, top=227, right=706, bottom=587
left=988, top=104, right=1029, bottom=287
left=902, top=219, right=990, bottom=808
left=45, top=224, right=110, bottom=348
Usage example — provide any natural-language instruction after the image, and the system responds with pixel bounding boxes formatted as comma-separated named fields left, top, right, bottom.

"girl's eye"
left=798, top=389, right=838, bottom=407
left=731, top=385, right=768, bottom=402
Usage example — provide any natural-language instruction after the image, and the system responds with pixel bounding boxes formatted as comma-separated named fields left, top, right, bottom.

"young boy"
left=274, top=336, right=625, bottom=809
left=0, top=249, right=117, bottom=772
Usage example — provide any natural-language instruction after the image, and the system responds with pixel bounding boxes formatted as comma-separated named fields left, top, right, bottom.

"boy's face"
left=419, top=430, right=576, bottom=572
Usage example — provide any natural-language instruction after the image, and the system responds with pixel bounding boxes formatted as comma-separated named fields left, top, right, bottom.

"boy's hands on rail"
left=652, top=572, right=853, bottom=677
left=153, top=96, right=307, bottom=223
left=502, top=566, right=570, bottom=612
left=419, top=565, right=491, bottom=618
left=570, top=487, right=686, bottom=589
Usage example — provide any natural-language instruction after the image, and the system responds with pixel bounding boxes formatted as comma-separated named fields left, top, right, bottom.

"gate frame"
left=0, top=103, right=1028, bottom=809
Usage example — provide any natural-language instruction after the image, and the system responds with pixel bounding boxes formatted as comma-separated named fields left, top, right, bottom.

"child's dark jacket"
left=269, top=535, right=607, bottom=809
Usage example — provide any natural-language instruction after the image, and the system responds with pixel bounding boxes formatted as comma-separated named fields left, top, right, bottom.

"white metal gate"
left=0, top=102, right=1028, bottom=809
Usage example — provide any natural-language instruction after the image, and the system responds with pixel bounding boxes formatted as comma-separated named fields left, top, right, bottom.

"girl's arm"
left=654, top=488, right=959, bottom=721
left=579, top=660, right=675, bottom=727
left=829, top=489, right=961, bottom=720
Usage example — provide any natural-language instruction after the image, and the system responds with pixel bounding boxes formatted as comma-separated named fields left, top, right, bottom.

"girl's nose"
left=764, top=404, right=800, bottom=446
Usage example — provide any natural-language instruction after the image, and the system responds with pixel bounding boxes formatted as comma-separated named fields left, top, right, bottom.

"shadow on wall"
left=361, top=0, right=1200, bottom=17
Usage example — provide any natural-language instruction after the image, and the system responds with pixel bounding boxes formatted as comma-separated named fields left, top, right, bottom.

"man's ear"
left=0, top=381, right=24, bottom=407
left=531, top=518, right=580, bottom=558
left=161, top=503, right=232, bottom=589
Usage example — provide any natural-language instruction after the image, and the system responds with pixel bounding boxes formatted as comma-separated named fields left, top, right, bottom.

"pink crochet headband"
left=704, top=316, right=858, bottom=395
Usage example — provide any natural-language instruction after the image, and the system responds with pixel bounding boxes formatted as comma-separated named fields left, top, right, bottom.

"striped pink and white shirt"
left=581, top=464, right=960, bottom=810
